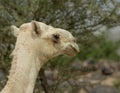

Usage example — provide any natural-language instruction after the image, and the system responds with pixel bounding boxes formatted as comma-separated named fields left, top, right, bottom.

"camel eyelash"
left=53, top=34, right=59, bottom=39
left=52, top=34, right=60, bottom=43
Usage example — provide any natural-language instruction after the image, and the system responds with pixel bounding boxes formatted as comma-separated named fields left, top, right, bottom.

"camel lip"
left=65, top=45, right=79, bottom=57
left=70, top=45, right=79, bottom=54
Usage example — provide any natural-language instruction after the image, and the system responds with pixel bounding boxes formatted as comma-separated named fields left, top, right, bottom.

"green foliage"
left=0, top=1, right=120, bottom=92
left=77, top=35, right=120, bottom=61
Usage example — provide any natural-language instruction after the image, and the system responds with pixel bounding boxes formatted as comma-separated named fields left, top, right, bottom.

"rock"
left=78, top=78, right=84, bottom=82
left=87, top=59, right=95, bottom=65
left=101, top=67, right=113, bottom=75
left=78, top=88, right=87, bottom=93
left=83, top=59, right=97, bottom=71
left=0, top=70, right=6, bottom=81
left=98, top=60, right=113, bottom=75
left=117, top=63, right=120, bottom=71
left=83, top=61, right=89, bottom=67
left=44, top=70, right=54, bottom=86
left=83, top=59, right=95, bottom=67
left=88, top=71, right=103, bottom=80
left=85, top=73, right=93, bottom=78
left=89, top=80, right=100, bottom=85
left=101, top=77, right=117, bottom=86
left=78, top=81, right=90, bottom=87
left=44, top=69, right=58, bottom=86
left=57, top=81, right=72, bottom=91
left=110, top=62, right=119, bottom=71
left=68, top=78, right=79, bottom=86
left=53, top=69, right=59, bottom=80
left=44, top=70, right=53, bottom=80
left=85, top=86, right=93, bottom=92
left=41, top=91, right=45, bottom=93
left=71, top=59, right=82, bottom=70
left=98, top=59, right=109, bottom=68
left=47, top=79, right=54, bottom=86
left=63, top=90, right=72, bottom=93
left=89, top=85, right=118, bottom=93
left=92, top=65, right=98, bottom=71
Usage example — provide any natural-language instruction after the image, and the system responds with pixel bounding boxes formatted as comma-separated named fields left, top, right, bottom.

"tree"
left=0, top=0, right=120, bottom=92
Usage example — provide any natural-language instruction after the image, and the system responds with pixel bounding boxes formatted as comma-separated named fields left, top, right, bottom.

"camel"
left=0, top=20, right=79, bottom=93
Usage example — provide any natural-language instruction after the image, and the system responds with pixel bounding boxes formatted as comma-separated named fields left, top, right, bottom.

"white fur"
left=0, top=21, right=79, bottom=93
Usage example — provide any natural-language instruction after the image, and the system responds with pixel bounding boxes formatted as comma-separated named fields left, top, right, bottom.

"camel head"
left=11, top=21, right=79, bottom=60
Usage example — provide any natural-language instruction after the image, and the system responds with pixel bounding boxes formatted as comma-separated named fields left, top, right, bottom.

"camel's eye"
left=52, top=34, right=60, bottom=43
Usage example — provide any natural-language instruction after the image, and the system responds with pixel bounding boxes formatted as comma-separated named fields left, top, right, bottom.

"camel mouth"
left=71, top=45, right=79, bottom=53
left=65, top=44, right=79, bottom=57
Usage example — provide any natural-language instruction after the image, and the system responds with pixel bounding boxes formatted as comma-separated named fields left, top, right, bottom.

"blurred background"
left=0, top=0, right=120, bottom=93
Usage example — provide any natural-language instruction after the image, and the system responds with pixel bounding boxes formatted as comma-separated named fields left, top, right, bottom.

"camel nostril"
left=64, top=44, right=79, bottom=57
left=68, top=43, right=79, bottom=53
left=70, top=45, right=79, bottom=53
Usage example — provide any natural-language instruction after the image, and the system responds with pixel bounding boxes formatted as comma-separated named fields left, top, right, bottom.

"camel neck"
left=1, top=48, right=46, bottom=93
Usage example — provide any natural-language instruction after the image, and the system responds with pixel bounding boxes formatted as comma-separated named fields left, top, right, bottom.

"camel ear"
left=11, top=25, right=20, bottom=37
left=31, top=20, right=41, bottom=36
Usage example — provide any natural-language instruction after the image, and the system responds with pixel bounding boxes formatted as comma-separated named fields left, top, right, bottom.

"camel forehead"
left=19, top=22, right=75, bottom=40
left=46, top=27, right=75, bottom=40
left=56, top=28, right=74, bottom=39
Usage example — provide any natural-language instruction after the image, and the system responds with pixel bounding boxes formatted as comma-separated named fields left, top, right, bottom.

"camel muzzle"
left=64, top=43, right=79, bottom=57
